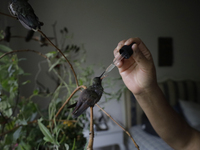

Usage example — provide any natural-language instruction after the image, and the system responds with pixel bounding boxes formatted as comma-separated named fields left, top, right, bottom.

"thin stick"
left=0, top=120, right=37, bottom=137
left=95, top=104, right=140, bottom=150
left=0, top=49, right=48, bottom=59
left=87, top=107, right=94, bottom=150
left=0, top=11, right=78, bottom=86
left=55, top=85, right=87, bottom=119
left=38, top=30, right=79, bottom=87
left=52, top=21, right=58, bottom=47
left=0, top=35, right=51, bottom=45
left=0, top=12, right=16, bottom=19
left=0, top=119, right=76, bottom=137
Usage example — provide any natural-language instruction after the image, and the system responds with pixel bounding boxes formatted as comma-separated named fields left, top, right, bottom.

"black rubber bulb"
left=119, top=42, right=135, bottom=59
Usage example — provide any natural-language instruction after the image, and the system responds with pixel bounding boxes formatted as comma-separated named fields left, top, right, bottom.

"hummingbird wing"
left=72, top=89, right=99, bottom=118
left=72, top=101, right=89, bottom=118
left=25, top=30, right=34, bottom=42
left=4, top=27, right=11, bottom=42
left=17, top=13, right=41, bottom=31
left=11, top=1, right=42, bottom=31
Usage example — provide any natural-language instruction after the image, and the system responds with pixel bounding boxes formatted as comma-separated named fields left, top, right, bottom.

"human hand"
left=114, top=38, right=157, bottom=95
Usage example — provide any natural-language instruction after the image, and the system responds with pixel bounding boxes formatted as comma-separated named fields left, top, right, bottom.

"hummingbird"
left=3, top=26, right=11, bottom=42
left=8, top=0, right=43, bottom=31
left=68, top=73, right=104, bottom=118
left=25, top=29, right=34, bottom=42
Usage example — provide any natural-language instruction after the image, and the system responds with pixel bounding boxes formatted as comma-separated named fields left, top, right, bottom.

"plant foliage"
left=0, top=24, right=125, bottom=149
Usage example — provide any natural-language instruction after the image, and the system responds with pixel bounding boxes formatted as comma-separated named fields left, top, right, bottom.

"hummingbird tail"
left=67, top=102, right=77, bottom=109
left=72, top=103, right=89, bottom=118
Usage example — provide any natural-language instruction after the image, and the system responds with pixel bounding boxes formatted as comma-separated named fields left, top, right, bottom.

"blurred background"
left=1, top=0, right=200, bottom=149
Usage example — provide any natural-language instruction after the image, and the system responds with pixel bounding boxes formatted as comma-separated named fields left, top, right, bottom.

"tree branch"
left=52, top=21, right=58, bottom=47
left=55, top=85, right=87, bottom=119
left=0, top=49, right=48, bottom=60
left=0, top=120, right=37, bottom=137
left=87, top=107, right=94, bottom=150
left=38, top=30, right=79, bottom=87
left=95, top=104, right=140, bottom=150
left=0, top=12, right=16, bottom=19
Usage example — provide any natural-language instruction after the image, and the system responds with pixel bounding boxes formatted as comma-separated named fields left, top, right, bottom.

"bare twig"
left=10, top=36, right=49, bottom=43
left=55, top=85, right=87, bottom=119
left=95, top=104, right=140, bottom=150
left=38, top=30, right=79, bottom=87
left=87, top=107, right=94, bottom=150
left=0, top=49, right=48, bottom=59
left=0, top=120, right=37, bottom=137
left=0, top=119, right=76, bottom=137
left=0, top=36, right=26, bottom=42
left=0, top=35, right=51, bottom=45
left=0, top=12, right=16, bottom=19
left=52, top=21, right=58, bottom=47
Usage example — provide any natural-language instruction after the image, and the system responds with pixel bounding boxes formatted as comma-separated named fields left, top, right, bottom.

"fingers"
left=113, top=40, right=126, bottom=56
left=132, top=44, right=150, bottom=70
left=126, top=38, right=152, bottom=61
left=113, top=37, right=143, bottom=57
left=113, top=37, right=154, bottom=69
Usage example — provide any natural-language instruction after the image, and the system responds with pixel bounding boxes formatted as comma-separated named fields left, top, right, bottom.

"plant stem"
left=0, top=120, right=37, bottom=137
left=52, top=21, right=58, bottom=47
left=87, top=107, right=94, bottom=150
left=0, top=49, right=48, bottom=59
left=95, top=104, right=140, bottom=150
left=55, top=85, right=87, bottom=119
left=0, top=12, right=16, bottom=19
left=38, top=30, right=79, bottom=87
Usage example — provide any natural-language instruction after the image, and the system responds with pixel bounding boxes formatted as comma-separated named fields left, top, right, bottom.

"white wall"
left=34, top=0, right=200, bottom=122
left=28, top=0, right=200, bottom=80
left=1, top=0, right=200, bottom=136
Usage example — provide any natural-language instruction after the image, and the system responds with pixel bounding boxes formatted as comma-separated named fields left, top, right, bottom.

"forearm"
left=114, top=38, right=200, bottom=149
left=134, top=83, right=200, bottom=150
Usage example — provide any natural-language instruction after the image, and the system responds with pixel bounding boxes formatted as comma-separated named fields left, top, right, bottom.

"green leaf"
left=46, top=51, right=56, bottom=58
left=19, top=119, right=27, bottom=125
left=30, top=112, right=37, bottom=121
left=72, top=138, right=76, bottom=150
left=38, top=118, right=57, bottom=144
left=48, top=59, right=61, bottom=71
left=64, top=144, right=69, bottom=150
left=0, top=100, right=12, bottom=117
left=33, top=89, right=39, bottom=95
left=0, top=44, right=13, bottom=52
left=22, top=80, right=31, bottom=85
left=18, top=141, right=32, bottom=150
left=13, top=126, right=22, bottom=141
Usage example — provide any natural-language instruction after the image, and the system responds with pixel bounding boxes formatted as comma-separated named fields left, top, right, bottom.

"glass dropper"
left=101, top=42, right=135, bottom=79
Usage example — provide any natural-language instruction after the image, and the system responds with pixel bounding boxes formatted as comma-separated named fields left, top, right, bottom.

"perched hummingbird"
left=8, top=0, right=43, bottom=31
left=3, top=26, right=11, bottom=42
left=68, top=73, right=104, bottom=118
left=25, top=30, right=34, bottom=42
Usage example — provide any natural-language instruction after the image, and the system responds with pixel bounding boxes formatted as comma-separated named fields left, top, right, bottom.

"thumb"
left=132, top=44, right=152, bottom=70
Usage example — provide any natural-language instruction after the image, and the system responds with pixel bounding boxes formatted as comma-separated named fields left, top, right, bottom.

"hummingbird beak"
left=99, top=71, right=106, bottom=80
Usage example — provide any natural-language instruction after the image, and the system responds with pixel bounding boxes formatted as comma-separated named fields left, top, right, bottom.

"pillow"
left=179, top=100, right=200, bottom=127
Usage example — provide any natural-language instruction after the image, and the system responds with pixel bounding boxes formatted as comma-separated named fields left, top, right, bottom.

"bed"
left=123, top=79, right=200, bottom=150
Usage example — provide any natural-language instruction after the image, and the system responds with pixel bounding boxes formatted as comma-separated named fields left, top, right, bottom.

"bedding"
left=128, top=125, right=173, bottom=150
left=124, top=79, right=200, bottom=150
left=179, top=100, right=200, bottom=127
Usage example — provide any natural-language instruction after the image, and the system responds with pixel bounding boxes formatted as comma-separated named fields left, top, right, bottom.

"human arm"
left=114, top=37, right=200, bottom=150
